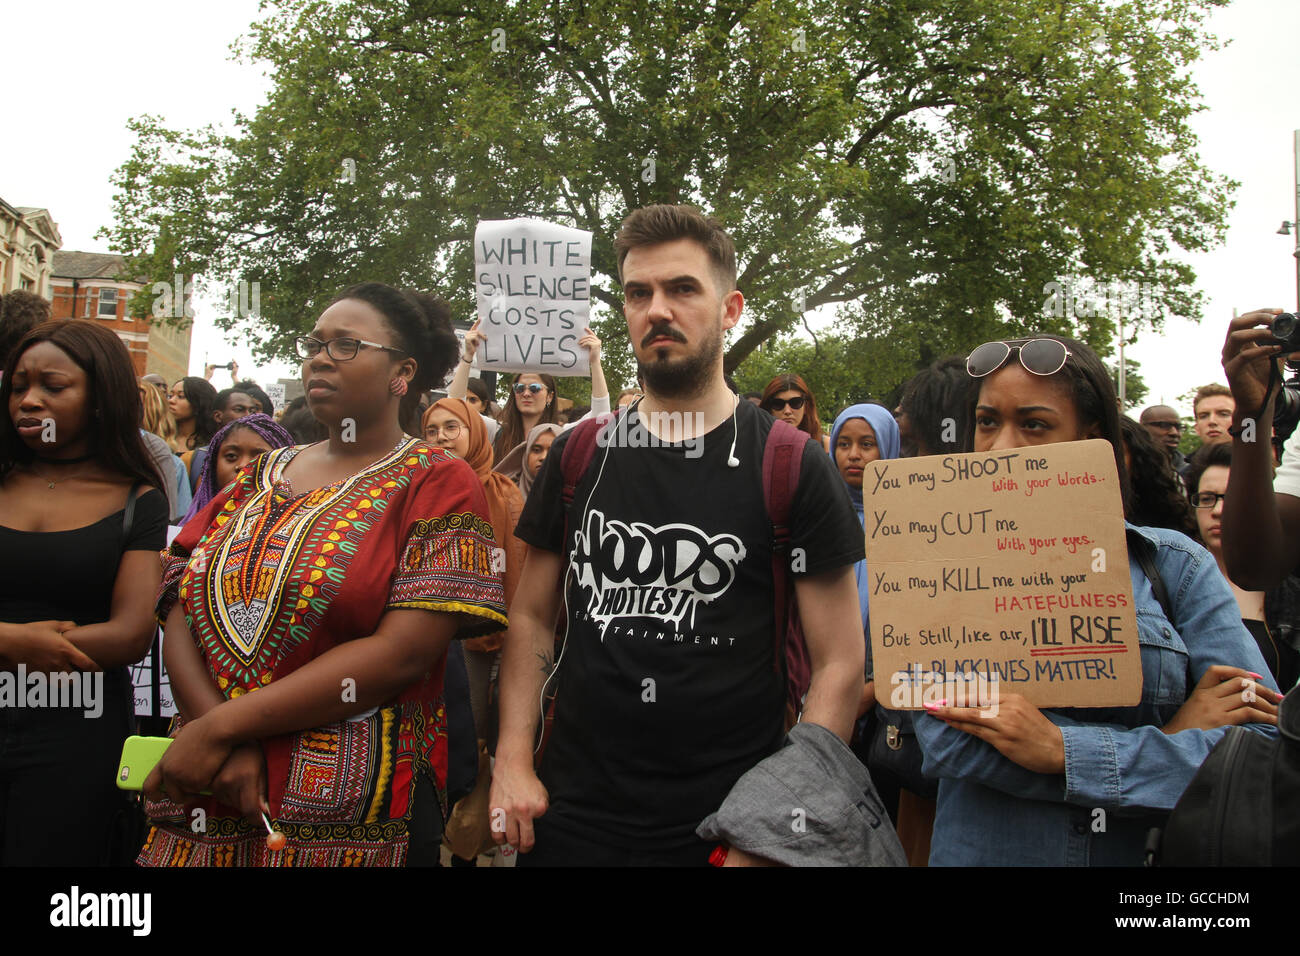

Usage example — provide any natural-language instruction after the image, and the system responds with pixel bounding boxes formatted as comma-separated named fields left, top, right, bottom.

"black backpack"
left=1147, top=689, right=1300, bottom=865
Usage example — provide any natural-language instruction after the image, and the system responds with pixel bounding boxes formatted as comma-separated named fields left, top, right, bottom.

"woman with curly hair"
left=1119, top=417, right=1199, bottom=539
left=760, top=373, right=828, bottom=450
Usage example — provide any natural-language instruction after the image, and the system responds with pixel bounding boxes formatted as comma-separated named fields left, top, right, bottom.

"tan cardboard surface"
left=865, top=439, right=1142, bottom=709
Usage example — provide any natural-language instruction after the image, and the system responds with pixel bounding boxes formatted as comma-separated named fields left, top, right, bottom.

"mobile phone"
left=115, top=735, right=173, bottom=791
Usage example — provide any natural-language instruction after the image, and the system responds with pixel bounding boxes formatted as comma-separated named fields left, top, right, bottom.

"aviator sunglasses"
left=966, top=338, right=1072, bottom=379
left=767, top=396, right=806, bottom=411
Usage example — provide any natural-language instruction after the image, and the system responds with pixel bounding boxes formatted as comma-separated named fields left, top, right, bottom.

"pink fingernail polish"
left=1248, top=672, right=1262, bottom=680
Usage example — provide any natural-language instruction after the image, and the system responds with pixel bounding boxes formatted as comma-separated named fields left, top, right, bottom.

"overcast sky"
left=5, top=0, right=1298, bottom=409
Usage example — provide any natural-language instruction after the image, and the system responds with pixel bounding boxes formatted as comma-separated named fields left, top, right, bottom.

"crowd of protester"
left=0, top=204, right=1294, bottom=869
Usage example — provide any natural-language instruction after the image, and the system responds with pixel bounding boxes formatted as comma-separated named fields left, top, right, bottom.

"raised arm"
left=446, top=320, right=485, bottom=401
left=1220, top=308, right=1300, bottom=588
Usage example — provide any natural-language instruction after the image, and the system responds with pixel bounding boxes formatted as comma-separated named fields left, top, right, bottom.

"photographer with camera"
left=1219, top=309, right=1300, bottom=608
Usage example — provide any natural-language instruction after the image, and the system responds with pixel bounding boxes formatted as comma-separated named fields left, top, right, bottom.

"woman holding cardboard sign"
left=915, top=334, right=1282, bottom=865
left=449, top=319, right=608, bottom=460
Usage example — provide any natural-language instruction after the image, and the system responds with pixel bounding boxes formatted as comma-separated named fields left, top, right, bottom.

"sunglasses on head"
left=767, top=396, right=806, bottom=411
left=512, top=383, right=545, bottom=395
left=966, top=338, right=1072, bottom=378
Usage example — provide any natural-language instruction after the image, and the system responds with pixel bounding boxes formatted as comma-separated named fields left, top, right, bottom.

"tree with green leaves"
left=103, top=0, right=1234, bottom=405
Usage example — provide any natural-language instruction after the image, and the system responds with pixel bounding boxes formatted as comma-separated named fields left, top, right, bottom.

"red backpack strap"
left=559, top=410, right=622, bottom=550
left=763, top=420, right=810, bottom=707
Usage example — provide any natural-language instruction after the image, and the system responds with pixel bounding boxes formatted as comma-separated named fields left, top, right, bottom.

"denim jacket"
left=915, top=523, right=1280, bottom=866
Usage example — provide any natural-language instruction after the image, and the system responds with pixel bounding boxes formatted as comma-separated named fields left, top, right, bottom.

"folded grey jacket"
left=696, top=721, right=907, bottom=866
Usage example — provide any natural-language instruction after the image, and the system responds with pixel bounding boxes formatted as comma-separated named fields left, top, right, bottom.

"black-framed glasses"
left=767, top=396, right=806, bottom=411
left=512, top=383, right=545, bottom=395
left=966, top=339, right=1072, bottom=378
left=294, top=335, right=406, bottom=362
left=1190, top=491, right=1227, bottom=509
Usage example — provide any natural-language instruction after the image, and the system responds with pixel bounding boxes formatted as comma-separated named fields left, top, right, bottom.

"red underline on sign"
left=1029, top=647, right=1129, bottom=656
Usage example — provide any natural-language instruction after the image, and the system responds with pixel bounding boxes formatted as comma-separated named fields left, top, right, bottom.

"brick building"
left=50, top=251, right=191, bottom=383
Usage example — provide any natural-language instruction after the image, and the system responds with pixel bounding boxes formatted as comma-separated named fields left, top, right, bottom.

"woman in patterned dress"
left=140, top=283, right=507, bottom=866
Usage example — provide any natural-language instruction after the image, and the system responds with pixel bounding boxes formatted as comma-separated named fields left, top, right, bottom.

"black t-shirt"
left=514, top=400, right=863, bottom=848
left=0, top=486, right=168, bottom=626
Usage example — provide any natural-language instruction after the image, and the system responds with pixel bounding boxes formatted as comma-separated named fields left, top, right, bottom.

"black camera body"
left=1270, top=312, right=1300, bottom=350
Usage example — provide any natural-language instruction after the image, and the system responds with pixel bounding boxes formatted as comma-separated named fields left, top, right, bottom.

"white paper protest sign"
left=473, top=219, right=591, bottom=375
left=263, top=382, right=286, bottom=413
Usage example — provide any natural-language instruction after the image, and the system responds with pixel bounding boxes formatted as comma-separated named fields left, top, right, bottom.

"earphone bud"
left=726, top=393, right=740, bottom=467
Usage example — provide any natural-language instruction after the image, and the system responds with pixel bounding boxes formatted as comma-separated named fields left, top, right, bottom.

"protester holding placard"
left=914, top=334, right=1283, bottom=865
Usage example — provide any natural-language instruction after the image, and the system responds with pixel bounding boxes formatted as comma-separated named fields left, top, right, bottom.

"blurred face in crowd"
left=622, top=238, right=741, bottom=397
left=512, top=373, right=551, bottom=417
left=1193, top=464, right=1229, bottom=556
left=527, top=430, right=556, bottom=478
left=464, top=391, right=484, bottom=414
left=215, top=425, right=274, bottom=490
left=424, top=407, right=471, bottom=459
left=168, top=381, right=193, bottom=422
left=8, top=342, right=93, bottom=458
left=973, top=364, right=1098, bottom=451
left=834, top=418, right=880, bottom=489
left=766, top=389, right=807, bottom=428
left=1140, top=405, right=1183, bottom=450
left=1194, top=395, right=1234, bottom=445
left=215, top=391, right=258, bottom=427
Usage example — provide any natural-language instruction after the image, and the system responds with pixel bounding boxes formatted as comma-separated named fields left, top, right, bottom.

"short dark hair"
left=1184, top=439, right=1233, bottom=497
left=613, top=204, right=737, bottom=292
left=465, top=376, right=491, bottom=405
left=329, top=283, right=459, bottom=435
left=900, top=355, right=976, bottom=456
left=280, top=395, right=328, bottom=444
left=232, top=380, right=273, bottom=416
left=0, top=290, right=53, bottom=367
left=0, top=320, right=163, bottom=490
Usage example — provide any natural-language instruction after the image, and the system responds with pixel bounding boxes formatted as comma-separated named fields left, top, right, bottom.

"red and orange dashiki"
left=138, top=438, right=507, bottom=867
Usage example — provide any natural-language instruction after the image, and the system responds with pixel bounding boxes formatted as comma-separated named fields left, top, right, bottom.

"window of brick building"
left=98, top=288, right=118, bottom=317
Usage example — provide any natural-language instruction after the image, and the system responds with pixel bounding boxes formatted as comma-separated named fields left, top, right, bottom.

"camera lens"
left=1275, top=313, right=1298, bottom=341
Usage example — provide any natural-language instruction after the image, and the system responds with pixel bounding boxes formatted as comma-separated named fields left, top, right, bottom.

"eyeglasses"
left=512, top=383, right=545, bottom=395
left=767, top=396, right=806, bottom=411
left=1190, top=492, right=1226, bottom=509
left=424, top=421, right=463, bottom=441
left=294, top=335, right=406, bottom=362
left=966, top=339, right=1072, bottom=378
left=1145, top=420, right=1183, bottom=431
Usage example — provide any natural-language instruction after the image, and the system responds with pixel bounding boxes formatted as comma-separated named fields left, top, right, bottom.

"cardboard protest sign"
left=474, top=219, right=591, bottom=375
left=865, top=439, right=1141, bottom=709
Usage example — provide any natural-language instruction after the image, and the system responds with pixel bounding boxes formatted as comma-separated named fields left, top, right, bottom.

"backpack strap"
left=1126, top=527, right=1174, bottom=624
left=121, top=480, right=143, bottom=542
left=559, top=411, right=621, bottom=550
left=763, top=420, right=808, bottom=682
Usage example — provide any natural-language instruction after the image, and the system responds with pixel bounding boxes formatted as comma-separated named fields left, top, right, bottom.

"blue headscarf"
left=829, top=404, right=901, bottom=642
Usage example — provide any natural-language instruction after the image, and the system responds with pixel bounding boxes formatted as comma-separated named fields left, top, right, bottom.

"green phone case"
left=115, top=735, right=173, bottom=791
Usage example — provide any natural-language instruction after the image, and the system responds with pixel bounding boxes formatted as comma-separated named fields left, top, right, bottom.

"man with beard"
left=489, top=205, right=867, bottom=865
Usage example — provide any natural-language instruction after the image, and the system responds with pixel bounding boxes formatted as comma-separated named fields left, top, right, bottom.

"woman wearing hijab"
left=829, top=403, right=927, bottom=844
left=493, top=422, right=565, bottom=501
left=422, top=397, right=527, bottom=863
